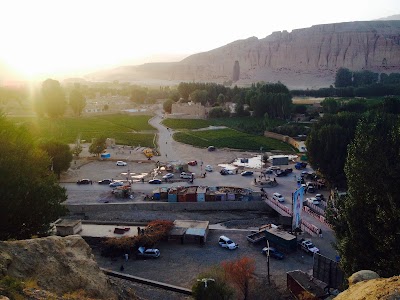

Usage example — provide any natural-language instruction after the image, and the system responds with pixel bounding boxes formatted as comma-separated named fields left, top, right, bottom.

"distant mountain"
left=378, top=14, right=400, bottom=20
left=86, top=20, right=400, bottom=89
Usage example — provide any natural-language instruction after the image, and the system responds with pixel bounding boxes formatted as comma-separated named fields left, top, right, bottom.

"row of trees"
left=0, top=114, right=68, bottom=240
left=307, top=96, right=400, bottom=188
left=306, top=96, right=400, bottom=277
left=324, top=112, right=400, bottom=278
left=34, top=79, right=86, bottom=118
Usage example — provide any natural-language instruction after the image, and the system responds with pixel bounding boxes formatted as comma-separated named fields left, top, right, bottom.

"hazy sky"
left=1, top=0, right=399, bottom=79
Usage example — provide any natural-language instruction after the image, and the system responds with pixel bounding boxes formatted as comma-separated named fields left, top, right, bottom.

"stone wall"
left=67, top=201, right=270, bottom=214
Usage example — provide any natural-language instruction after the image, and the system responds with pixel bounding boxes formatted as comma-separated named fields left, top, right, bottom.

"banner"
left=292, top=186, right=304, bottom=230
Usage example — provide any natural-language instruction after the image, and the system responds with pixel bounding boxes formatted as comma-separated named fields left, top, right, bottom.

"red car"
left=188, top=160, right=198, bottom=166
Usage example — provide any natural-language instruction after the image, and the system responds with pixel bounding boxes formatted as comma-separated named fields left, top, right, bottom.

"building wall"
left=171, top=102, right=207, bottom=118
left=264, top=131, right=306, bottom=152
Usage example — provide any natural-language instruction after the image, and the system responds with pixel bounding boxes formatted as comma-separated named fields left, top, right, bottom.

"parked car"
left=136, top=246, right=160, bottom=259
left=307, top=185, right=316, bottom=193
left=276, top=170, right=288, bottom=177
left=205, top=165, right=213, bottom=172
left=149, top=179, right=162, bottom=184
left=272, top=192, right=285, bottom=203
left=207, top=146, right=216, bottom=152
left=218, top=235, right=238, bottom=250
left=98, top=179, right=112, bottom=185
left=162, top=173, right=174, bottom=180
left=295, top=162, right=307, bottom=169
left=306, top=197, right=320, bottom=205
left=300, top=240, right=320, bottom=255
left=262, top=247, right=285, bottom=260
left=77, top=179, right=92, bottom=185
left=109, top=181, right=124, bottom=187
left=180, top=172, right=194, bottom=179
left=315, top=194, right=325, bottom=201
left=241, top=171, right=254, bottom=176
left=188, top=160, right=198, bottom=166
left=220, top=169, right=234, bottom=175
left=116, top=161, right=127, bottom=166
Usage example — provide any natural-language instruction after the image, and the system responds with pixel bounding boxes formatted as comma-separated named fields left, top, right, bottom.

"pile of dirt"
left=335, top=275, right=400, bottom=300
left=0, top=235, right=135, bottom=299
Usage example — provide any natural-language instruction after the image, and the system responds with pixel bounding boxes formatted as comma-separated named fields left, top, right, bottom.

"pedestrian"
left=137, top=227, right=140, bottom=235
left=319, top=228, right=323, bottom=238
left=141, top=178, right=144, bottom=183
left=166, top=141, right=167, bottom=144
left=254, top=178, right=257, bottom=184
left=120, top=265, right=124, bottom=271
left=90, top=180, right=92, bottom=185
left=124, top=253, right=129, bottom=261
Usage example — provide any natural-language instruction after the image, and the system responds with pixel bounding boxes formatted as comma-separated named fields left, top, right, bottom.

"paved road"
left=148, top=112, right=179, bottom=161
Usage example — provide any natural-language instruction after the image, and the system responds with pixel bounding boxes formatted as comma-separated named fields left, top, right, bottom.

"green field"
left=162, top=117, right=286, bottom=134
left=174, top=128, right=295, bottom=152
left=162, top=118, right=211, bottom=129
left=10, top=114, right=155, bottom=147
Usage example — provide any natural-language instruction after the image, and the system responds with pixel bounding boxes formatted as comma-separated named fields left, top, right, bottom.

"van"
left=218, top=235, right=238, bottom=250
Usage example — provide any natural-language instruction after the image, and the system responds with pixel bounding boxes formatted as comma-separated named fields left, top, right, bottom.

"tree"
left=89, top=136, right=107, bottom=157
left=130, top=87, right=148, bottom=104
left=192, top=266, right=235, bottom=300
left=168, top=90, right=180, bottom=102
left=41, top=79, right=67, bottom=118
left=222, top=257, right=255, bottom=300
left=163, top=99, right=174, bottom=114
left=208, top=107, right=230, bottom=118
left=331, top=112, right=400, bottom=277
left=321, top=98, right=339, bottom=114
left=40, top=141, right=73, bottom=179
left=190, top=90, right=208, bottom=105
left=335, top=68, right=353, bottom=88
left=306, top=113, right=360, bottom=187
left=69, top=87, right=86, bottom=116
left=0, top=114, right=67, bottom=240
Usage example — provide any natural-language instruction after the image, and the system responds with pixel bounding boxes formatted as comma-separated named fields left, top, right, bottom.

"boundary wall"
left=67, top=201, right=270, bottom=214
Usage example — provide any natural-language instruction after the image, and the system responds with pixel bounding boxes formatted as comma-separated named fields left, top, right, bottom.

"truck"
left=246, top=231, right=266, bottom=244
left=265, top=226, right=297, bottom=252
left=300, top=239, right=320, bottom=255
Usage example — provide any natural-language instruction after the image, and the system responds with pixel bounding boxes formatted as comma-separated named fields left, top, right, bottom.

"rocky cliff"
left=87, top=20, right=400, bottom=89
left=0, top=235, right=128, bottom=299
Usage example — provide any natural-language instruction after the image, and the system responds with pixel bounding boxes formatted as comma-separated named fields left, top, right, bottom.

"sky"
left=1, top=0, right=399, bottom=80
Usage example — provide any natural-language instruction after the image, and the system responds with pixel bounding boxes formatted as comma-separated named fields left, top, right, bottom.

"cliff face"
left=0, top=235, right=119, bottom=299
left=86, top=21, right=400, bottom=88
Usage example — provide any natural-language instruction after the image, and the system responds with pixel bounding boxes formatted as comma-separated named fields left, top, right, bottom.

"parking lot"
left=94, top=228, right=320, bottom=294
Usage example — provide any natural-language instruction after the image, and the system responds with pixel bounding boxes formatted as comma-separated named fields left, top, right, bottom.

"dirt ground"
left=61, top=142, right=264, bottom=183
left=94, top=229, right=315, bottom=299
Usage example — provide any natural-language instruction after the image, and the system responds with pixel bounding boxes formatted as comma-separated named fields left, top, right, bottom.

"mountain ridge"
left=86, top=20, right=400, bottom=89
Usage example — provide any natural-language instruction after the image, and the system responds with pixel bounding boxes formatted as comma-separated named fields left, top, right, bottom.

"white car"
left=272, top=192, right=285, bottom=203
left=301, top=240, right=320, bottom=255
left=162, top=173, right=174, bottom=179
left=307, top=197, right=320, bottom=205
left=180, top=172, right=194, bottom=179
left=116, top=161, right=127, bottom=166
left=218, top=235, right=238, bottom=250
left=205, top=165, right=213, bottom=172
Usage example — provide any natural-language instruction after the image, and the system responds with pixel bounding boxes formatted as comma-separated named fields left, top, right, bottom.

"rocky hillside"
left=0, top=235, right=134, bottom=299
left=87, top=20, right=400, bottom=89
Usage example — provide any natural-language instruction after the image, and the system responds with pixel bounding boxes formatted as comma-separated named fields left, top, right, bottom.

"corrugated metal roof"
left=185, top=228, right=206, bottom=237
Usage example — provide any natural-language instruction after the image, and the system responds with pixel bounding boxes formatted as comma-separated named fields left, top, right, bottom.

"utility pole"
left=266, top=240, right=271, bottom=284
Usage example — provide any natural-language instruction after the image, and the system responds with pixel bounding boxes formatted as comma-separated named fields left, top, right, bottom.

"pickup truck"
left=300, top=240, right=320, bottom=255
